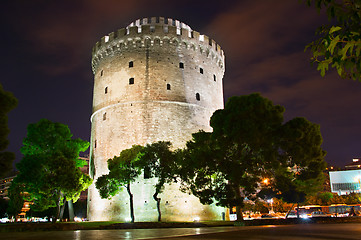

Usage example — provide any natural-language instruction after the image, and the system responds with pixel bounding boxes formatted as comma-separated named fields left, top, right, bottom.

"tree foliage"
left=179, top=93, right=326, bottom=221
left=304, top=0, right=361, bottom=81
left=7, top=179, right=25, bottom=219
left=0, top=83, right=18, bottom=178
left=95, top=145, right=143, bottom=223
left=14, top=119, right=92, bottom=223
left=138, top=141, right=177, bottom=222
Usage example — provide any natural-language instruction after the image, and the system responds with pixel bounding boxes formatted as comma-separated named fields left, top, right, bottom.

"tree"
left=304, top=0, right=361, bottom=81
left=6, top=179, right=25, bottom=220
left=138, top=141, right=177, bottom=222
left=14, top=119, right=92, bottom=223
left=272, top=117, right=326, bottom=216
left=179, top=93, right=326, bottom=222
left=95, top=145, right=143, bottom=223
left=0, top=198, right=8, bottom=218
left=0, top=83, right=18, bottom=178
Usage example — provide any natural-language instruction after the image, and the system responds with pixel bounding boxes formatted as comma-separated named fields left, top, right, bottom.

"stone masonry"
left=87, top=17, right=226, bottom=221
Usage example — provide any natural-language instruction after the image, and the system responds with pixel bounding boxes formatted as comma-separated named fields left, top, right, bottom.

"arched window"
left=179, top=62, right=184, bottom=69
left=213, top=74, right=216, bottom=82
left=129, top=78, right=134, bottom=85
left=196, top=93, right=200, bottom=101
left=105, top=86, right=108, bottom=94
left=200, top=68, right=203, bottom=74
left=129, top=61, right=133, bottom=68
left=103, top=112, right=106, bottom=120
left=167, top=84, right=171, bottom=90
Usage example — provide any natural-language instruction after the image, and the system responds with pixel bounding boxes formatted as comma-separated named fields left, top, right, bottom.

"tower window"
left=144, top=167, right=151, bottom=179
left=200, top=68, right=203, bottom=74
left=105, top=87, right=108, bottom=94
left=196, top=93, right=200, bottom=101
left=179, top=62, right=184, bottom=69
left=94, top=140, right=97, bottom=149
left=213, top=74, right=216, bottom=82
left=103, top=112, right=107, bottom=120
left=129, top=78, right=134, bottom=85
left=100, top=70, right=104, bottom=76
left=167, top=84, right=171, bottom=90
left=129, top=61, right=133, bottom=68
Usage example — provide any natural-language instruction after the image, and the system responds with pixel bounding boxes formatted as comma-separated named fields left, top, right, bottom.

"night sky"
left=1, top=0, right=360, bottom=168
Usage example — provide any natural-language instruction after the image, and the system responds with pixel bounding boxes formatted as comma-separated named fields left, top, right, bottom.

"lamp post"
left=267, top=198, right=274, bottom=214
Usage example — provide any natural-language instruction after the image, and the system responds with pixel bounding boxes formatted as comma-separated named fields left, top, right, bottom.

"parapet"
left=91, top=17, right=225, bottom=74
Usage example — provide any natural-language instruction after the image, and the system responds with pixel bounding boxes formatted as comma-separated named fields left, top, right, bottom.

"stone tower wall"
left=88, top=17, right=225, bottom=221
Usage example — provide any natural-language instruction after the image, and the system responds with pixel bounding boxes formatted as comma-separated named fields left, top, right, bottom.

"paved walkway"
left=4, top=223, right=361, bottom=240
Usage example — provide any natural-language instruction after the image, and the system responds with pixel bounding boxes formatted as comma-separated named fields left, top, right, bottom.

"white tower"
left=88, top=17, right=225, bottom=221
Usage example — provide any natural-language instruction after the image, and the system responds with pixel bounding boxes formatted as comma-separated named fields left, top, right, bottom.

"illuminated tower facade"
left=88, top=17, right=225, bottom=221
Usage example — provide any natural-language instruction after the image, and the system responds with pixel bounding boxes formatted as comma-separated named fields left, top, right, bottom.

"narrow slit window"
left=100, top=70, right=104, bottom=76
left=103, top=112, right=107, bottom=120
left=200, top=68, right=203, bottom=74
left=94, top=140, right=97, bottom=149
left=129, top=78, right=134, bottom=85
left=167, top=84, right=171, bottom=90
left=213, top=74, right=216, bottom=82
left=196, top=93, right=200, bottom=101
left=105, top=86, right=108, bottom=94
left=129, top=61, right=133, bottom=68
left=179, top=62, right=184, bottom=69
left=144, top=167, right=151, bottom=179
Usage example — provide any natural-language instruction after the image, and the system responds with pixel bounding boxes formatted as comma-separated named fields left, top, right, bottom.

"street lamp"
left=267, top=198, right=274, bottom=214
left=263, top=178, right=269, bottom=185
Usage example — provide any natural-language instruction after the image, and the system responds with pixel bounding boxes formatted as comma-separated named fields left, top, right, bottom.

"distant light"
left=74, top=217, right=82, bottom=222
left=104, top=36, right=109, bottom=43
left=353, top=158, right=360, bottom=162
left=263, top=178, right=269, bottom=185
left=193, top=216, right=200, bottom=222
left=125, top=217, right=132, bottom=222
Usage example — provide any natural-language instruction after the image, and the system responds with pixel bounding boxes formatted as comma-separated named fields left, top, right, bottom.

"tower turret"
left=88, top=17, right=225, bottom=221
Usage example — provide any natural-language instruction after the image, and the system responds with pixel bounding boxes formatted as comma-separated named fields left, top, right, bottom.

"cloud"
left=202, top=0, right=361, bottom=166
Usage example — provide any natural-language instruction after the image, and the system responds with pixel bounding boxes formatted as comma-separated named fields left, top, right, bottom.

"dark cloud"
left=1, top=0, right=360, bottom=168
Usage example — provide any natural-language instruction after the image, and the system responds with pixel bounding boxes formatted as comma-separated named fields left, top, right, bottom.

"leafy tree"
left=304, top=0, right=361, bottom=81
left=14, top=119, right=92, bottom=223
left=95, top=145, right=143, bottom=223
left=6, top=179, right=25, bottom=220
left=0, top=83, right=18, bottom=178
left=138, top=141, right=177, bottom=222
left=179, top=93, right=326, bottom=222
left=254, top=200, right=269, bottom=214
left=0, top=198, right=8, bottom=218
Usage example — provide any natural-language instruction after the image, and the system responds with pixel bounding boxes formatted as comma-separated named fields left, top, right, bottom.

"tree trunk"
left=153, top=192, right=161, bottom=222
left=285, top=203, right=295, bottom=218
left=126, top=183, right=135, bottom=223
left=233, top=184, right=244, bottom=222
left=236, top=205, right=244, bottom=222
left=296, top=202, right=300, bottom=219
left=68, top=200, right=75, bottom=221
left=53, top=195, right=62, bottom=224
left=59, top=198, right=67, bottom=220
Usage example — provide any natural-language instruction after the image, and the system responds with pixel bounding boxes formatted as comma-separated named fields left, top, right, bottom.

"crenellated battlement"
left=91, top=17, right=225, bottom=74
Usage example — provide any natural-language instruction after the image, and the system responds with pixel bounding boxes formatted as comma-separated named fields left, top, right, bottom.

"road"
left=4, top=223, right=361, bottom=240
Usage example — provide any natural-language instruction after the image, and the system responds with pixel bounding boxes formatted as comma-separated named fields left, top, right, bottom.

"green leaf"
left=317, top=62, right=329, bottom=77
left=328, top=35, right=340, bottom=54
left=329, top=26, right=342, bottom=34
left=341, top=42, right=354, bottom=60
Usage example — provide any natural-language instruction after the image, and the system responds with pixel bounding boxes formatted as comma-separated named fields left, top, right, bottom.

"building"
left=344, top=158, right=361, bottom=170
left=329, top=169, right=361, bottom=195
left=0, top=176, right=15, bottom=200
left=87, top=17, right=226, bottom=221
